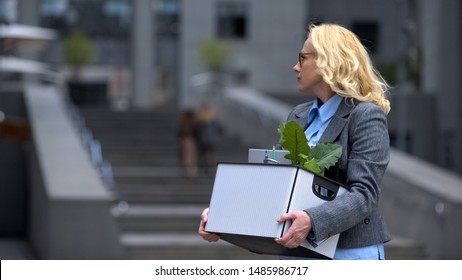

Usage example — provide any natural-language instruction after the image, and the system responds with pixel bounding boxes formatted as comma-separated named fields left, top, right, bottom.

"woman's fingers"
left=198, top=208, right=220, bottom=242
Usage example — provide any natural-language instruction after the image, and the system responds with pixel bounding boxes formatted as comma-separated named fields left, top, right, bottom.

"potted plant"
left=64, top=30, right=106, bottom=106
left=198, top=37, right=232, bottom=99
left=199, top=37, right=232, bottom=72
left=64, top=30, right=94, bottom=80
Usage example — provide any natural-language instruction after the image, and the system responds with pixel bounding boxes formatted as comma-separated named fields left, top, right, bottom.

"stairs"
left=79, top=106, right=276, bottom=260
left=78, top=105, right=426, bottom=260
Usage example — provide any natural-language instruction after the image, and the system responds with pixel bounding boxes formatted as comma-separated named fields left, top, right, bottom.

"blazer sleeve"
left=304, top=103, right=390, bottom=242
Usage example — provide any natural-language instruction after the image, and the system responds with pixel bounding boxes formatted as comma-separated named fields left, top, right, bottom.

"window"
left=101, top=0, right=132, bottom=37
left=352, top=21, right=379, bottom=54
left=40, top=0, right=68, bottom=17
left=0, top=0, right=17, bottom=23
left=153, top=0, right=180, bottom=15
left=154, top=0, right=180, bottom=37
left=39, top=0, right=131, bottom=38
left=39, top=0, right=68, bottom=32
left=216, top=2, right=247, bottom=39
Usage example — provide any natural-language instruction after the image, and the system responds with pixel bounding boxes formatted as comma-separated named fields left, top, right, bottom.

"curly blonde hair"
left=309, top=23, right=391, bottom=114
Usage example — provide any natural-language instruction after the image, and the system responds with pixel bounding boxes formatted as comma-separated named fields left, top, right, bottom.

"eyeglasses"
left=298, top=52, right=310, bottom=67
left=298, top=52, right=314, bottom=66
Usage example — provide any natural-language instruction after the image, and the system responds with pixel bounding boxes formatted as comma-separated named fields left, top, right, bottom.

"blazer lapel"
left=319, top=98, right=355, bottom=143
left=292, top=101, right=314, bottom=130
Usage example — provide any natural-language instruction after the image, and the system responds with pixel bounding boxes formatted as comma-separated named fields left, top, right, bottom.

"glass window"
left=154, top=0, right=180, bottom=37
left=40, top=0, right=68, bottom=17
left=39, top=0, right=131, bottom=38
left=153, top=0, right=180, bottom=15
left=216, top=1, right=247, bottom=39
left=352, top=21, right=379, bottom=54
left=39, top=0, right=68, bottom=32
left=102, top=0, right=131, bottom=31
left=0, top=0, right=17, bottom=23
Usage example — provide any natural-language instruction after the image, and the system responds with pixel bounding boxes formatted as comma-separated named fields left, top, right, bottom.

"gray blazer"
left=287, top=98, right=392, bottom=248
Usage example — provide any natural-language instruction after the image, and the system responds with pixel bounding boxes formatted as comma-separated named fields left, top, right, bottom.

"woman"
left=177, top=111, right=198, bottom=177
left=196, top=102, right=222, bottom=175
left=199, top=23, right=392, bottom=260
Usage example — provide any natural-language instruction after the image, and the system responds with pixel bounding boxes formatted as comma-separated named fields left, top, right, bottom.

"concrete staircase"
left=79, top=105, right=427, bottom=260
left=79, top=106, right=276, bottom=260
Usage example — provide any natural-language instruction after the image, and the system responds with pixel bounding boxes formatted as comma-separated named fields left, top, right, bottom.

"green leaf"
left=277, top=122, right=286, bottom=145
left=199, top=38, right=232, bottom=71
left=64, top=30, right=94, bottom=69
left=308, top=142, right=342, bottom=172
left=303, top=158, right=322, bottom=174
left=278, top=121, right=310, bottom=165
left=277, top=121, right=342, bottom=175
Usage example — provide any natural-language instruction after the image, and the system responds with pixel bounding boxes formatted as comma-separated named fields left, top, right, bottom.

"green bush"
left=199, top=38, right=232, bottom=72
left=64, top=30, right=94, bottom=70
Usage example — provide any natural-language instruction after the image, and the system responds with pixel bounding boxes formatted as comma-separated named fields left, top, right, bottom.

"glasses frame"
left=298, top=52, right=315, bottom=66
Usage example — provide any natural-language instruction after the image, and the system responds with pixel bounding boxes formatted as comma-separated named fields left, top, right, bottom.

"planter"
left=68, top=81, right=108, bottom=107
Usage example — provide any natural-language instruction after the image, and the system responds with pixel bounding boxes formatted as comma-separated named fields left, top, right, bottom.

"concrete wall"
left=309, top=0, right=405, bottom=62
left=28, top=149, right=123, bottom=259
left=387, top=92, right=437, bottom=163
left=24, top=83, right=124, bottom=259
left=0, top=89, right=28, bottom=236
left=180, top=0, right=306, bottom=109
left=245, top=0, right=306, bottom=92
left=131, top=0, right=155, bottom=108
left=436, top=0, right=462, bottom=173
left=382, top=150, right=462, bottom=259
left=419, top=0, right=462, bottom=173
left=180, top=0, right=215, bottom=109
left=216, top=86, right=292, bottom=149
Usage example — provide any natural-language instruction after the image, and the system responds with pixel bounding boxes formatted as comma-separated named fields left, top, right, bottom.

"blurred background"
left=0, top=0, right=461, bottom=260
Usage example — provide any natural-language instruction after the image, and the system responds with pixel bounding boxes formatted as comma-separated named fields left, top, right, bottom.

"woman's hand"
left=275, top=211, right=312, bottom=248
left=198, top=208, right=220, bottom=242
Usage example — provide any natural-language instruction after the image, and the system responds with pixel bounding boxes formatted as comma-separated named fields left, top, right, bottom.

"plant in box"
left=278, top=120, right=342, bottom=175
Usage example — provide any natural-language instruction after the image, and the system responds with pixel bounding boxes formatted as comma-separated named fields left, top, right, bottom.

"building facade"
left=4, top=0, right=462, bottom=174
left=308, top=0, right=462, bottom=174
left=179, top=0, right=307, bottom=109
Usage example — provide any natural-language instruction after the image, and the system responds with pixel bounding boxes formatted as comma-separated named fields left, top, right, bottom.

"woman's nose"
left=293, top=63, right=300, bottom=72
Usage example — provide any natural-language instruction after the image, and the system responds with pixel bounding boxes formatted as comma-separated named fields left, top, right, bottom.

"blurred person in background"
left=177, top=111, right=198, bottom=177
left=198, top=23, right=391, bottom=260
left=196, top=102, right=222, bottom=175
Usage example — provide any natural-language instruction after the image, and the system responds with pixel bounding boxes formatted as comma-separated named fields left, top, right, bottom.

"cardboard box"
left=205, top=162, right=347, bottom=259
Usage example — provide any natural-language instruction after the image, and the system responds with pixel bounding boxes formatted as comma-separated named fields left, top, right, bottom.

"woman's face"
left=293, top=37, right=325, bottom=95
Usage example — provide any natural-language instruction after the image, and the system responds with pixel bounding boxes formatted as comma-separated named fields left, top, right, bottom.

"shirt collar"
left=308, top=94, right=343, bottom=124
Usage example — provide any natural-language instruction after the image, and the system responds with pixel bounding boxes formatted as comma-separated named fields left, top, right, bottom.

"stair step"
left=78, top=107, right=255, bottom=259
left=384, top=237, right=427, bottom=260
left=120, top=232, right=277, bottom=260
left=113, top=166, right=185, bottom=177
left=119, top=204, right=206, bottom=217
left=115, top=176, right=214, bottom=185
left=117, top=194, right=211, bottom=204
left=116, top=204, right=205, bottom=232
left=106, top=157, right=180, bottom=166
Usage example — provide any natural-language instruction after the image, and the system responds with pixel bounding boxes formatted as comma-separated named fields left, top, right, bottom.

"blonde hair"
left=309, top=24, right=391, bottom=114
left=197, top=102, right=216, bottom=123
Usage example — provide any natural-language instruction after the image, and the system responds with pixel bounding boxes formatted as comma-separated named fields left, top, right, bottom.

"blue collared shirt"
left=305, top=94, right=343, bottom=146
